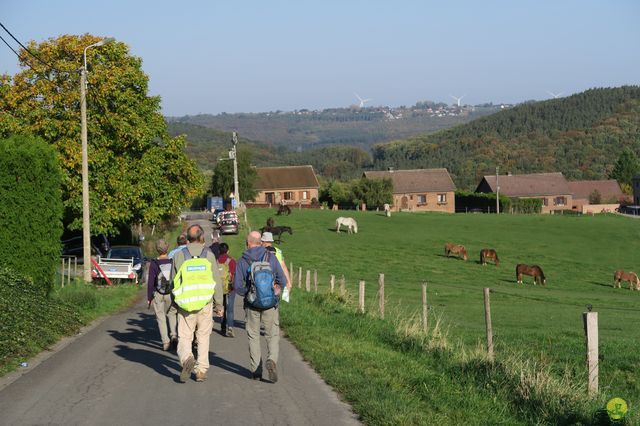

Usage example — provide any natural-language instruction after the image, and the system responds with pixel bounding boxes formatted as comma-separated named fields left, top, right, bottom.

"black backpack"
left=154, top=260, right=173, bottom=294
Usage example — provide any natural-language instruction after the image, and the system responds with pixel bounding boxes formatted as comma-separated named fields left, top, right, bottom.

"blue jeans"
left=222, top=291, right=235, bottom=330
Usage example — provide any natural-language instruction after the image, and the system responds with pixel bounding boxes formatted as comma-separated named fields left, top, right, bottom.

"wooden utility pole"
left=583, top=311, right=599, bottom=395
left=496, top=166, right=500, bottom=214
left=483, top=288, right=494, bottom=362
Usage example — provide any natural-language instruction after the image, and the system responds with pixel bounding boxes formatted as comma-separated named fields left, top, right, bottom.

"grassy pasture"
left=242, top=208, right=640, bottom=419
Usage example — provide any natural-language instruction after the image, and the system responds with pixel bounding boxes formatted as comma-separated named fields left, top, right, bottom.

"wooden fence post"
left=61, top=258, right=65, bottom=287
left=305, top=270, right=311, bottom=292
left=378, top=273, right=385, bottom=320
left=67, top=257, right=72, bottom=286
left=314, top=270, right=318, bottom=293
left=298, top=267, right=302, bottom=289
left=339, top=275, right=346, bottom=296
left=422, top=282, right=428, bottom=333
left=359, top=280, right=365, bottom=313
left=330, top=274, right=335, bottom=293
left=74, top=257, right=78, bottom=277
left=583, top=311, right=599, bottom=395
left=483, top=288, right=494, bottom=362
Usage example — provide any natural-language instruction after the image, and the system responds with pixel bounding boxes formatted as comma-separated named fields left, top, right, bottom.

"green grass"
left=241, top=208, right=640, bottom=424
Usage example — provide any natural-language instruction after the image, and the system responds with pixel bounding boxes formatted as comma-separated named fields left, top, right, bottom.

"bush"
left=0, top=135, right=63, bottom=294
left=455, top=191, right=511, bottom=213
left=0, top=267, right=82, bottom=369
left=510, top=197, right=543, bottom=214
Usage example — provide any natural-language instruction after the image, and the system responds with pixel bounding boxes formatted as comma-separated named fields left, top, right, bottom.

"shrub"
left=0, top=267, right=81, bottom=369
left=455, top=190, right=511, bottom=213
left=0, top=135, right=63, bottom=294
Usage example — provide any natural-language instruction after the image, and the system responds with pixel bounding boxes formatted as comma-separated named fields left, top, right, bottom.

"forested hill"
left=373, top=86, right=640, bottom=190
left=167, top=122, right=373, bottom=180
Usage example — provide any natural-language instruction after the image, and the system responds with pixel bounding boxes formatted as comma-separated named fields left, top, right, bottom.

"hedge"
left=0, top=135, right=63, bottom=294
left=0, top=267, right=81, bottom=369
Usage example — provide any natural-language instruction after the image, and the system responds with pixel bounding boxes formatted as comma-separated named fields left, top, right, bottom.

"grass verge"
left=282, top=291, right=616, bottom=425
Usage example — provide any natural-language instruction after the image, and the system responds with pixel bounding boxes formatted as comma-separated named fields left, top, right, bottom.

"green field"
left=234, top=209, right=639, bottom=423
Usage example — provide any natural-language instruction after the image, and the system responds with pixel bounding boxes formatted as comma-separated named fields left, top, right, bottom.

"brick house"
left=253, top=165, right=320, bottom=206
left=567, top=179, right=623, bottom=211
left=363, top=168, right=456, bottom=213
left=475, top=172, right=573, bottom=214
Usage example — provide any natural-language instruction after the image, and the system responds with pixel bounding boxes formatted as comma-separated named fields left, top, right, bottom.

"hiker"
left=168, top=233, right=188, bottom=258
left=147, top=239, right=177, bottom=351
left=172, top=224, right=224, bottom=383
left=261, top=232, right=292, bottom=292
left=210, top=229, right=222, bottom=259
left=217, top=242, right=237, bottom=337
left=234, top=231, right=286, bottom=382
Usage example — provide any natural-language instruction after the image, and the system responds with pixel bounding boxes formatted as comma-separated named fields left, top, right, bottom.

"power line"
left=0, top=21, right=57, bottom=71
left=0, top=33, right=21, bottom=60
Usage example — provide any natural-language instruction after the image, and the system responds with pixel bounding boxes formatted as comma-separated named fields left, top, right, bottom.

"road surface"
left=0, top=216, right=359, bottom=425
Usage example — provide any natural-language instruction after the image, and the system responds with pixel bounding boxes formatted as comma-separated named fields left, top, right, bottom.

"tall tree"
left=0, top=34, right=202, bottom=234
left=210, top=147, right=258, bottom=202
left=610, top=148, right=640, bottom=188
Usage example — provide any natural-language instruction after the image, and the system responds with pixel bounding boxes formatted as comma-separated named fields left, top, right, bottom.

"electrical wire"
left=0, top=21, right=56, bottom=71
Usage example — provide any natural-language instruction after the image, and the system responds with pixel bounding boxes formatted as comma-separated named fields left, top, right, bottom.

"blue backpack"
left=245, top=252, right=277, bottom=309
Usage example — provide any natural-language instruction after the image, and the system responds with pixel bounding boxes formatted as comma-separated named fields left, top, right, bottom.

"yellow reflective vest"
left=172, top=247, right=216, bottom=312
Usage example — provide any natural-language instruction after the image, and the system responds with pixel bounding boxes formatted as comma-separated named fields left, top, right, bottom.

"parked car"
left=61, top=233, right=110, bottom=262
left=106, top=245, right=146, bottom=280
left=218, top=211, right=239, bottom=235
left=211, top=208, right=225, bottom=225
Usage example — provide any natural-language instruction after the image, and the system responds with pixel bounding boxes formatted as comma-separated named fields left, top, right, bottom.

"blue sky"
left=1, top=0, right=639, bottom=115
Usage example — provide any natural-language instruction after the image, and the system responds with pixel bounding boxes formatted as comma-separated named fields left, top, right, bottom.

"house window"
left=437, top=194, right=447, bottom=204
left=302, top=191, right=308, bottom=200
left=265, top=192, right=275, bottom=204
left=284, top=191, right=294, bottom=201
left=554, top=196, right=566, bottom=206
left=417, top=194, right=427, bottom=205
left=542, top=198, right=548, bottom=206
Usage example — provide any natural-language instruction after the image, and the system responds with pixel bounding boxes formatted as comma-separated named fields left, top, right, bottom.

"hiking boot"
left=226, top=327, right=234, bottom=338
left=266, top=359, right=278, bottom=383
left=195, top=370, right=207, bottom=382
left=251, top=369, right=262, bottom=381
left=180, top=356, right=196, bottom=383
left=162, top=342, right=170, bottom=351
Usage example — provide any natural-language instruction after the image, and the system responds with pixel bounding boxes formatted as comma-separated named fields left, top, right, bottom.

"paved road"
left=0, top=218, right=359, bottom=426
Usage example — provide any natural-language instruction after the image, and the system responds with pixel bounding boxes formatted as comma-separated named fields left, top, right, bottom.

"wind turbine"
left=354, top=92, right=372, bottom=108
left=546, top=91, right=563, bottom=99
left=450, top=94, right=465, bottom=107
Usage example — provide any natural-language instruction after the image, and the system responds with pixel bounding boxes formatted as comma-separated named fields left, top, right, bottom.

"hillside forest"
left=170, top=86, right=640, bottom=191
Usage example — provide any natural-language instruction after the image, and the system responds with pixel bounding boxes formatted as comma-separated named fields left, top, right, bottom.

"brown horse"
left=613, top=270, right=640, bottom=290
left=445, top=243, right=468, bottom=261
left=516, top=264, right=546, bottom=286
left=276, top=204, right=291, bottom=216
left=480, top=249, right=499, bottom=266
left=266, top=217, right=275, bottom=228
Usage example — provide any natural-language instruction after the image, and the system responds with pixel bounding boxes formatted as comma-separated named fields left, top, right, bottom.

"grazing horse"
left=260, top=226, right=293, bottom=243
left=613, top=270, right=640, bottom=290
left=480, top=248, right=499, bottom=266
left=276, top=204, right=291, bottom=216
left=444, top=243, right=468, bottom=261
left=516, top=264, right=546, bottom=286
left=336, top=217, right=358, bottom=234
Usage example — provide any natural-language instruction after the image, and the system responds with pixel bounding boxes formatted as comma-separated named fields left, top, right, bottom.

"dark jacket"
left=147, top=257, right=172, bottom=301
left=234, top=246, right=286, bottom=308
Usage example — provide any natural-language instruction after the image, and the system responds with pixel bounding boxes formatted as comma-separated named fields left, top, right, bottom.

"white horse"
left=384, top=203, right=391, bottom=217
left=336, top=217, right=358, bottom=234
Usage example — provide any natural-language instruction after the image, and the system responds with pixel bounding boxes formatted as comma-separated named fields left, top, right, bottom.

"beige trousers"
left=177, top=301, right=213, bottom=374
left=152, top=292, right=177, bottom=344
left=245, top=306, right=280, bottom=373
